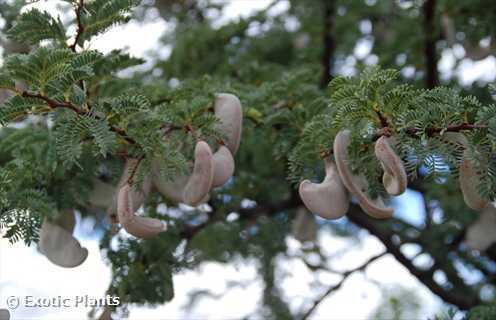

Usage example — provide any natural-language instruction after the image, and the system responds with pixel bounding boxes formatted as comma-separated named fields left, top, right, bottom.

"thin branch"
left=423, top=0, right=439, bottom=89
left=69, top=0, right=85, bottom=52
left=301, top=252, right=387, bottom=320
left=346, top=205, right=480, bottom=310
left=319, top=0, right=336, bottom=89
left=21, top=90, right=136, bottom=144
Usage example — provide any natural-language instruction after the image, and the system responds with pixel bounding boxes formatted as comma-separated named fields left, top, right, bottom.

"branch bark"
left=319, top=0, right=336, bottom=89
left=346, top=205, right=480, bottom=310
left=301, top=251, right=387, bottom=320
left=423, top=0, right=439, bottom=89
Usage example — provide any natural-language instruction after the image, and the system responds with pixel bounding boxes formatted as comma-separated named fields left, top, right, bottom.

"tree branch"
left=69, top=0, right=85, bottom=52
left=346, top=205, right=480, bottom=310
left=319, top=0, right=336, bottom=89
left=21, top=91, right=136, bottom=144
left=301, top=251, right=387, bottom=320
left=423, top=0, right=439, bottom=89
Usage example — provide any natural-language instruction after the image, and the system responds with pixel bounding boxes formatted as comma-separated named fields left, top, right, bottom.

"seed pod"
left=465, top=205, right=496, bottom=251
left=214, top=93, right=243, bottom=155
left=183, top=141, right=214, bottom=206
left=298, top=159, right=350, bottom=219
left=152, top=160, right=190, bottom=203
left=99, top=306, right=112, bottom=320
left=333, top=130, right=394, bottom=219
left=374, top=136, right=407, bottom=196
left=441, top=132, right=489, bottom=210
left=292, top=207, right=318, bottom=242
left=152, top=160, right=210, bottom=205
left=117, top=183, right=167, bottom=239
left=108, top=159, right=153, bottom=232
left=0, top=309, right=10, bottom=320
left=212, top=145, right=235, bottom=188
left=87, top=178, right=115, bottom=209
left=39, top=210, right=88, bottom=268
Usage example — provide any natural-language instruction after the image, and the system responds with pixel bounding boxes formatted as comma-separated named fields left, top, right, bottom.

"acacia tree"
left=0, top=0, right=496, bottom=319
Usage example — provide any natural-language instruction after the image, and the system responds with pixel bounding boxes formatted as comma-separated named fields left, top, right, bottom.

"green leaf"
left=0, top=95, right=47, bottom=125
left=7, top=8, right=67, bottom=45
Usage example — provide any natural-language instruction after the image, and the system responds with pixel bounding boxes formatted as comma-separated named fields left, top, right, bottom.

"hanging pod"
left=212, top=145, right=235, bottom=188
left=108, top=159, right=154, bottom=233
left=292, top=207, right=318, bottom=242
left=0, top=309, right=10, bottom=320
left=39, top=209, right=88, bottom=268
left=87, top=178, right=115, bottom=209
left=465, top=205, right=496, bottom=251
left=298, top=158, right=350, bottom=219
left=117, top=183, right=167, bottom=239
left=214, top=93, right=243, bottom=155
left=441, top=132, right=489, bottom=210
left=374, top=136, right=407, bottom=196
left=182, top=140, right=214, bottom=206
left=333, top=130, right=394, bottom=219
left=152, top=159, right=191, bottom=204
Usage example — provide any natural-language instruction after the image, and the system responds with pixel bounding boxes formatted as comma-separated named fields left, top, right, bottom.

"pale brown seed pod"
left=183, top=141, right=214, bottom=206
left=99, top=306, right=112, bottom=320
left=117, top=183, right=167, bottom=239
left=151, top=160, right=210, bottom=205
left=334, top=130, right=394, bottom=219
left=153, top=167, right=189, bottom=203
left=108, top=159, right=153, bottom=232
left=87, top=178, right=115, bottom=209
left=39, top=210, right=88, bottom=268
left=214, top=93, right=243, bottom=155
left=212, top=145, right=235, bottom=188
left=0, top=308, right=10, bottom=320
left=298, top=159, right=350, bottom=219
left=374, top=136, right=407, bottom=196
left=291, top=207, right=318, bottom=242
left=465, top=205, right=496, bottom=251
left=441, top=132, right=489, bottom=210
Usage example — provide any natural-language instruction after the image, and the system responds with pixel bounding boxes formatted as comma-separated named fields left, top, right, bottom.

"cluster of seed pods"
left=114, top=93, right=242, bottom=239
left=299, top=130, right=408, bottom=220
left=299, top=129, right=490, bottom=220
left=37, top=93, right=242, bottom=267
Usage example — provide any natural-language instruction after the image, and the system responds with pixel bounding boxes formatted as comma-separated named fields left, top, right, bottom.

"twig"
left=21, top=90, right=136, bottom=144
left=69, top=0, right=85, bottom=52
left=423, top=0, right=438, bottom=89
left=319, top=0, right=336, bottom=89
left=300, top=251, right=387, bottom=320
left=126, top=156, right=144, bottom=185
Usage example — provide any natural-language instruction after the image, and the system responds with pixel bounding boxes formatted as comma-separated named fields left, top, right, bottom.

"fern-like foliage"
left=7, top=8, right=67, bottom=45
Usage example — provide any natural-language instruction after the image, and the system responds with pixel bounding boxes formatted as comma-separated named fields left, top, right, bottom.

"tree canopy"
left=1, top=0, right=496, bottom=319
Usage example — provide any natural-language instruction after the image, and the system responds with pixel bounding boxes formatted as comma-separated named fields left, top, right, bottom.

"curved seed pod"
left=108, top=159, right=153, bottom=231
left=214, top=93, right=243, bottom=155
left=374, top=136, right=407, bottom=196
left=441, top=132, right=489, bottom=210
left=99, top=306, right=112, bottom=320
left=88, top=178, right=115, bottom=209
left=183, top=141, right=214, bottom=206
left=333, top=130, right=394, bottom=219
left=0, top=309, right=10, bottom=320
left=291, top=207, right=318, bottom=242
left=39, top=210, right=88, bottom=268
left=212, top=145, right=235, bottom=188
left=153, top=169, right=189, bottom=203
left=152, top=161, right=210, bottom=205
left=465, top=205, right=496, bottom=251
left=298, top=159, right=350, bottom=219
left=117, top=183, right=167, bottom=239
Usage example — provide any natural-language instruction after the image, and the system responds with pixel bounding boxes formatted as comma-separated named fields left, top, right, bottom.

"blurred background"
left=0, top=0, right=495, bottom=319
